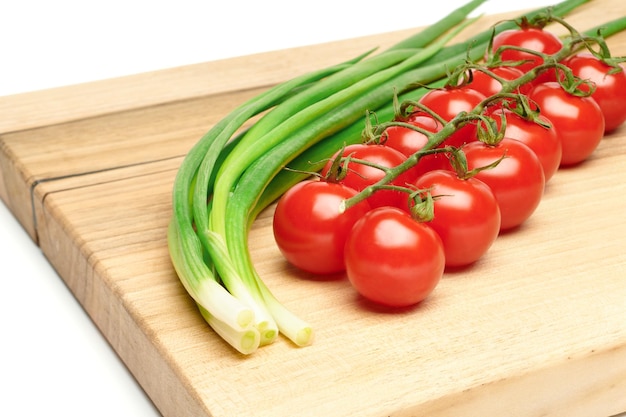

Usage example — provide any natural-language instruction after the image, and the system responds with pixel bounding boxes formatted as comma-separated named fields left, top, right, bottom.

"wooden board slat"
left=2, top=2, right=626, bottom=416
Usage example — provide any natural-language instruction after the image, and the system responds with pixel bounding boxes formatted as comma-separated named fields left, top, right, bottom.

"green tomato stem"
left=341, top=16, right=626, bottom=212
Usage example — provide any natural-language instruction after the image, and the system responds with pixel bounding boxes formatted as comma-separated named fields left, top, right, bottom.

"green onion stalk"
left=168, top=58, right=366, bottom=353
left=169, top=0, right=594, bottom=354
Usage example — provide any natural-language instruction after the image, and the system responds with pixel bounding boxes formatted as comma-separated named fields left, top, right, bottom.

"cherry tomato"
left=272, top=180, right=371, bottom=275
left=489, top=26, right=563, bottom=84
left=418, top=86, right=486, bottom=148
left=561, top=52, right=626, bottom=132
left=463, top=138, right=545, bottom=231
left=414, top=170, right=501, bottom=267
left=467, top=66, right=531, bottom=97
left=382, top=113, right=442, bottom=157
left=344, top=207, right=444, bottom=308
left=321, top=143, right=414, bottom=210
left=488, top=108, right=562, bottom=181
left=381, top=113, right=448, bottom=179
left=529, top=82, right=605, bottom=166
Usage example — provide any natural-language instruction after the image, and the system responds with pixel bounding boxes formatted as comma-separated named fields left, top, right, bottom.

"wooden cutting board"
left=2, top=2, right=626, bottom=416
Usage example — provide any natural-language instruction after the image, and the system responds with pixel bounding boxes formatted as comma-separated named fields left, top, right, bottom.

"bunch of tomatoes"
left=272, top=16, right=626, bottom=309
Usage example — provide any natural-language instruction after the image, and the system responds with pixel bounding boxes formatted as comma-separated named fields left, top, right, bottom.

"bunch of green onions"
left=168, top=0, right=591, bottom=354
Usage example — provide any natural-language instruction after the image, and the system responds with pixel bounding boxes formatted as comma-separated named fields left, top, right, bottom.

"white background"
left=4, top=1, right=616, bottom=416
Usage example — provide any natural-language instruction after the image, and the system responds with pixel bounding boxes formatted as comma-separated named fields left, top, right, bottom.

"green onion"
left=169, top=57, right=367, bottom=350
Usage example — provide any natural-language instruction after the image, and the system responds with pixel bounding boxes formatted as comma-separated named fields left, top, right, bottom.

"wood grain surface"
left=2, top=1, right=626, bottom=416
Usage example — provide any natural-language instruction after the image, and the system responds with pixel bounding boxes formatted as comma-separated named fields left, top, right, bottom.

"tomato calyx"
left=475, top=112, right=504, bottom=146
left=408, top=189, right=436, bottom=223
left=479, top=94, right=554, bottom=152
left=323, top=143, right=410, bottom=186
left=389, top=98, right=448, bottom=128
left=498, top=94, right=550, bottom=127
left=445, top=146, right=505, bottom=183
left=555, top=63, right=598, bottom=98
left=321, top=144, right=354, bottom=183
left=577, top=32, right=626, bottom=72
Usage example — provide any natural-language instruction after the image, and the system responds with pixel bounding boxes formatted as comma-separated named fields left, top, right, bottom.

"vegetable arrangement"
left=168, top=0, right=626, bottom=354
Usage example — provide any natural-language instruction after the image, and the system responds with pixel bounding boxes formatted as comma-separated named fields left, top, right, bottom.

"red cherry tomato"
left=562, top=52, right=626, bottom=132
left=489, top=26, right=563, bottom=84
left=418, top=86, right=487, bottom=148
left=272, top=180, right=371, bottom=275
left=529, top=82, right=605, bottom=166
left=321, top=143, right=414, bottom=210
left=381, top=113, right=448, bottom=179
left=463, top=138, right=545, bottom=231
left=414, top=170, right=501, bottom=267
left=467, top=66, right=531, bottom=97
left=488, top=108, right=562, bottom=181
left=344, top=207, right=444, bottom=308
left=382, top=113, right=442, bottom=157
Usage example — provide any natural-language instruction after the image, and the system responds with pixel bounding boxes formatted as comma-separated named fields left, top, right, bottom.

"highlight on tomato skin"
left=344, top=207, right=445, bottom=308
left=272, top=179, right=371, bottom=275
